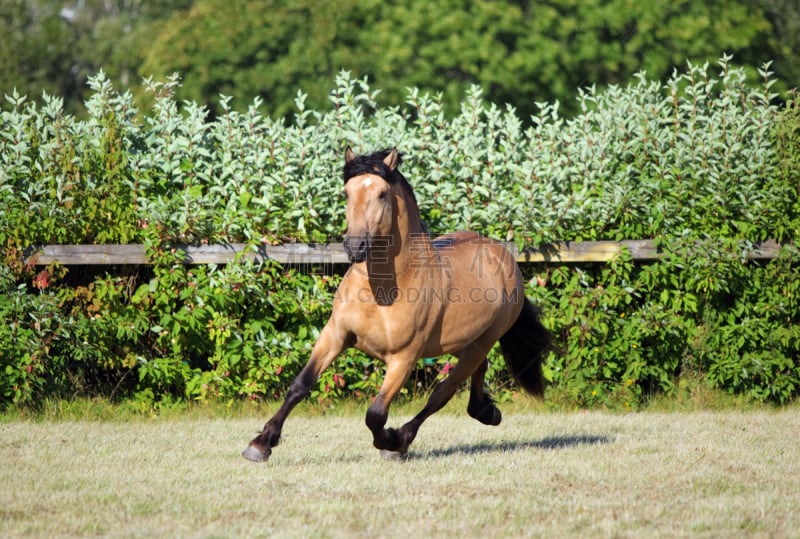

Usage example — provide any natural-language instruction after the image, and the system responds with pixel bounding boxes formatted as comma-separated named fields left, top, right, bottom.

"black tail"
left=499, top=298, right=552, bottom=398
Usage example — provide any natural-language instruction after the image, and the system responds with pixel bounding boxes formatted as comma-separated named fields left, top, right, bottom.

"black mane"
left=343, top=149, right=418, bottom=206
left=343, top=149, right=402, bottom=184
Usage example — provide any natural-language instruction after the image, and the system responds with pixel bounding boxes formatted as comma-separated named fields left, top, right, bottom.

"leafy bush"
left=529, top=240, right=800, bottom=407
left=1, top=57, right=798, bottom=408
left=2, top=57, right=792, bottom=247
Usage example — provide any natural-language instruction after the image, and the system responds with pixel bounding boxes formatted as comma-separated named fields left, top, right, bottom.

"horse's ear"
left=383, top=147, right=399, bottom=171
left=345, top=147, right=356, bottom=164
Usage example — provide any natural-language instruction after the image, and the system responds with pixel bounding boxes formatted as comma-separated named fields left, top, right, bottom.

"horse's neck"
left=390, top=192, right=435, bottom=279
left=367, top=190, right=434, bottom=285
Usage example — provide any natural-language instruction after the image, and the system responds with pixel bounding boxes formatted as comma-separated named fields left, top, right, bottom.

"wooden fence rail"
left=20, top=239, right=783, bottom=266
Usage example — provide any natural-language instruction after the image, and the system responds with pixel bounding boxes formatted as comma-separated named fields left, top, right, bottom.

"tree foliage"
left=140, top=0, right=783, bottom=118
left=0, top=0, right=192, bottom=114
left=1, top=0, right=797, bottom=119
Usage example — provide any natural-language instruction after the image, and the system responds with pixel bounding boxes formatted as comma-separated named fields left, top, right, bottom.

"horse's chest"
left=343, top=304, right=425, bottom=359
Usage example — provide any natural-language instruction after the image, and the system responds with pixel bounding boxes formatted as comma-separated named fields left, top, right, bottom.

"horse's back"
left=432, top=231, right=521, bottom=290
left=430, top=230, right=481, bottom=250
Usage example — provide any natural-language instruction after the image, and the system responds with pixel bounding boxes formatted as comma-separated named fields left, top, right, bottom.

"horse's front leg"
left=242, top=322, right=348, bottom=462
left=365, top=355, right=416, bottom=457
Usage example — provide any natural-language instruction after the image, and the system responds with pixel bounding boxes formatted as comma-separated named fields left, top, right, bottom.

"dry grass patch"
left=1, top=408, right=798, bottom=538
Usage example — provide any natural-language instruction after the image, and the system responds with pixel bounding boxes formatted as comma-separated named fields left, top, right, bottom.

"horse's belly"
left=425, top=302, right=503, bottom=356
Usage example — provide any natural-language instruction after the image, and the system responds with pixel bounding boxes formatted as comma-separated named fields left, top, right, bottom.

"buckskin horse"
left=242, top=148, right=551, bottom=462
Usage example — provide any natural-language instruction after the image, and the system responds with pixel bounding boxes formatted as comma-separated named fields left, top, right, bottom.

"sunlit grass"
left=2, top=399, right=798, bottom=538
left=0, top=376, right=776, bottom=423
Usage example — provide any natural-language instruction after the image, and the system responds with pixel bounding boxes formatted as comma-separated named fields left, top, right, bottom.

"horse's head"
left=342, top=147, right=400, bottom=263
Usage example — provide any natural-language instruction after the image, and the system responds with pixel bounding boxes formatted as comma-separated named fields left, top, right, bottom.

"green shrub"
left=529, top=240, right=800, bottom=407
left=1, top=57, right=798, bottom=408
left=2, top=57, right=792, bottom=247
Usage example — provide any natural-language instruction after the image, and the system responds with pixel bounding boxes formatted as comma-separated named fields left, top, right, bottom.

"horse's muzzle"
left=344, top=235, right=369, bottom=263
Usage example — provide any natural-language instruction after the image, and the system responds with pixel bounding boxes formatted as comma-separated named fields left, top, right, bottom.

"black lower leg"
left=467, top=359, right=501, bottom=426
left=365, top=397, right=414, bottom=453
left=245, top=365, right=316, bottom=458
left=467, top=392, right=502, bottom=426
left=392, top=380, right=459, bottom=452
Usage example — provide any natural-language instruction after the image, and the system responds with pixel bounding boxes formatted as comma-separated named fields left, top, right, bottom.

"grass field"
left=2, top=400, right=798, bottom=538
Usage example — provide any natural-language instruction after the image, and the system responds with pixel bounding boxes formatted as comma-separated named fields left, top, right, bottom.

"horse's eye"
left=378, top=190, right=388, bottom=201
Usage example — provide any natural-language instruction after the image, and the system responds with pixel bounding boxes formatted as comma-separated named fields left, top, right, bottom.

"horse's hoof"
left=469, top=403, right=502, bottom=426
left=242, top=444, right=271, bottom=462
left=380, top=449, right=406, bottom=461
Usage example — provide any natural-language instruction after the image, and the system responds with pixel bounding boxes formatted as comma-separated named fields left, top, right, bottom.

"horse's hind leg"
left=395, top=344, right=491, bottom=453
left=467, top=358, right=502, bottom=426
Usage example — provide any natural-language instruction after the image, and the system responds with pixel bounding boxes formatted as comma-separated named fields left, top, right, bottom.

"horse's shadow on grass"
left=408, top=434, right=613, bottom=460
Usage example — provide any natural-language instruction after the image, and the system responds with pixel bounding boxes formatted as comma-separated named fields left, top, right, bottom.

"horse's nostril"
left=344, top=235, right=369, bottom=262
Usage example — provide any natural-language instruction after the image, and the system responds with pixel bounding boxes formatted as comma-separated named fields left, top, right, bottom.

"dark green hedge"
left=2, top=60, right=798, bottom=408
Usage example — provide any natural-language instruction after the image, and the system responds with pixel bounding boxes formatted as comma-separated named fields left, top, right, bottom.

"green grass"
left=2, top=396, right=799, bottom=538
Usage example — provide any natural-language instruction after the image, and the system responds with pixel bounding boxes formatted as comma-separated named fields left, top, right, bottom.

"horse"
left=242, top=147, right=552, bottom=462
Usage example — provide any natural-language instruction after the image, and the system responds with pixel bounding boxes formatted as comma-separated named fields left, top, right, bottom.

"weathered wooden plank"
left=246, top=243, right=350, bottom=265
left=21, top=243, right=352, bottom=266
left=20, top=239, right=784, bottom=266
left=23, top=244, right=149, bottom=265
left=514, top=240, right=661, bottom=263
left=744, top=238, right=782, bottom=259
